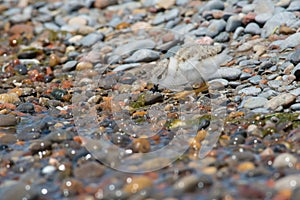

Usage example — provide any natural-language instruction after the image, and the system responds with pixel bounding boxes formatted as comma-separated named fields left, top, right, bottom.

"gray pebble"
left=244, top=22, right=261, bottom=35
left=240, top=72, right=252, bottom=80
left=289, top=48, right=300, bottom=65
left=17, top=102, right=35, bottom=114
left=266, top=93, right=296, bottom=110
left=112, top=63, right=141, bottom=72
left=226, top=15, right=242, bottom=32
left=198, top=0, right=224, bottom=13
left=217, top=67, right=242, bottom=80
left=290, top=87, right=300, bottom=96
left=214, top=32, right=230, bottom=42
left=239, top=59, right=260, bottom=67
left=249, top=75, right=262, bottom=85
left=258, top=89, right=279, bottom=99
left=194, top=27, right=208, bottom=37
left=152, top=8, right=179, bottom=25
left=233, top=27, right=244, bottom=40
left=206, top=19, right=226, bottom=38
left=238, top=86, right=262, bottom=96
left=267, top=80, right=282, bottom=89
left=62, top=60, right=77, bottom=72
left=267, top=74, right=278, bottom=80
left=287, top=0, right=300, bottom=11
left=291, top=103, right=300, bottom=111
left=228, top=81, right=241, bottom=88
left=242, top=97, right=268, bottom=109
left=80, top=32, right=103, bottom=47
left=0, top=115, right=18, bottom=127
left=124, top=49, right=160, bottom=63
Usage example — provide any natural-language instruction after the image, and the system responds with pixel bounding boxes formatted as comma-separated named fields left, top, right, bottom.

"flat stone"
left=273, top=153, right=297, bottom=168
left=291, top=103, right=300, bottom=111
left=243, top=97, right=268, bottom=109
left=248, top=75, right=262, bottom=85
left=74, top=161, right=105, bottom=178
left=79, top=32, right=103, bottom=47
left=112, top=63, right=141, bottom=72
left=62, top=61, right=77, bottom=72
left=238, top=86, right=261, bottom=96
left=16, top=102, right=35, bottom=114
left=255, top=13, right=272, bottom=24
left=124, top=49, right=160, bottom=63
left=267, top=80, right=282, bottom=89
left=266, top=93, right=296, bottom=110
left=217, top=67, right=242, bottom=80
left=94, top=0, right=118, bottom=9
left=290, top=87, right=300, bottom=96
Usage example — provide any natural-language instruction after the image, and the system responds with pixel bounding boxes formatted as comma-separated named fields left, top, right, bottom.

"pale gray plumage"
left=151, top=44, right=230, bottom=91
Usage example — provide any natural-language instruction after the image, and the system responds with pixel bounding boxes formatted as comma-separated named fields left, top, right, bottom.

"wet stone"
left=14, top=64, right=28, bottom=75
left=0, top=114, right=18, bottom=126
left=275, top=174, right=300, bottom=190
left=273, top=153, right=298, bottom=168
left=16, top=102, right=35, bottom=114
left=74, top=161, right=105, bottom=179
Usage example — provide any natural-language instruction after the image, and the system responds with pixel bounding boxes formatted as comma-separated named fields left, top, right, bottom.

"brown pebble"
left=237, top=162, right=255, bottom=172
left=0, top=93, right=20, bottom=104
left=61, top=178, right=84, bottom=197
left=162, top=32, right=175, bottom=43
left=74, top=161, right=105, bottom=179
left=132, top=138, right=151, bottom=153
left=49, top=54, right=60, bottom=67
left=76, top=62, right=93, bottom=71
left=94, top=0, right=118, bottom=9
left=9, top=24, right=33, bottom=35
left=123, top=176, right=153, bottom=194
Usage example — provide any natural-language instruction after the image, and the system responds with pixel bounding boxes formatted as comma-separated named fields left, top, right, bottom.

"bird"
left=150, top=44, right=230, bottom=91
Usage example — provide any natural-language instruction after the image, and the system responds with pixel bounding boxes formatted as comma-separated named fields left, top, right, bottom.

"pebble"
left=244, top=22, right=261, bottom=35
left=112, top=63, right=141, bottom=72
left=206, top=19, right=226, bottom=38
left=214, top=32, right=230, bottom=42
left=94, top=0, right=118, bottom=9
left=152, top=8, right=179, bottom=25
left=0, top=93, right=20, bottom=104
left=226, top=15, right=242, bottom=32
left=79, top=32, right=103, bottom=47
left=16, top=102, right=35, bottom=114
left=76, top=61, right=93, bottom=71
left=242, top=97, right=268, bottom=109
left=289, top=48, right=300, bottom=65
left=198, top=0, right=224, bottom=13
left=123, top=176, right=153, bottom=194
left=124, top=49, right=160, bottom=63
left=61, top=178, right=84, bottom=197
left=290, top=88, right=300, bottom=96
left=271, top=32, right=300, bottom=50
left=42, top=165, right=56, bottom=175
left=233, top=27, right=244, bottom=40
left=255, top=13, right=272, bottom=25
left=273, top=153, right=298, bottom=168
left=217, top=67, right=242, bottom=80
left=275, top=174, right=300, bottom=190
left=74, top=161, right=105, bottom=178
left=266, top=93, right=296, bottom=110
left=62, top=61, right=77, bottom=72
left=238, top=86, right=261, bottom=96
left=0, top=114, right=18, bottom=126
left=248, top=75, right=262, bottom=85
